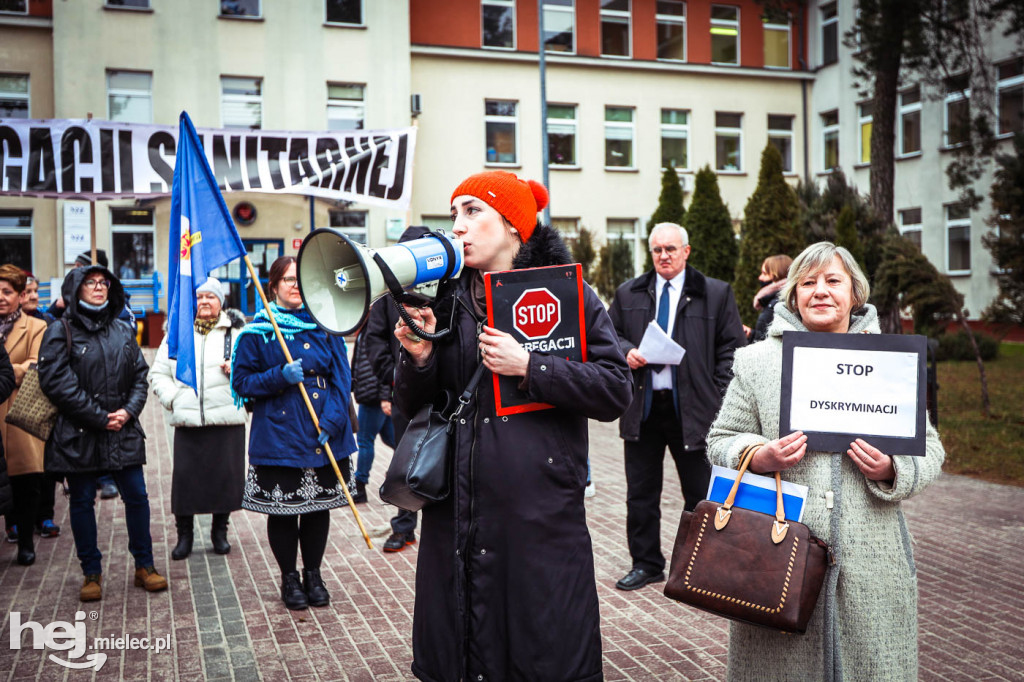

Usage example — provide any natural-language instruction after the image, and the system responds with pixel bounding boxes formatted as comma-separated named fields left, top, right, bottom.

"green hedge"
left=935, top=331, right=1000, bottom=362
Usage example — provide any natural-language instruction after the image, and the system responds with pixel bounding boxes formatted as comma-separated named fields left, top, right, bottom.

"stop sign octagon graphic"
left=512, top=288, right=561, bottom=340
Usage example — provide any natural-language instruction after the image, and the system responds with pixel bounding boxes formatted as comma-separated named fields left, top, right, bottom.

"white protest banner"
left=62, top=201, right=90, bottom=264
left=780, top=332, right=928, bottom=456
left=0, top=118, right=416, bottom=209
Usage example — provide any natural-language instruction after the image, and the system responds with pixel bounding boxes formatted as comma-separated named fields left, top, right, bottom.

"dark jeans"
left=623, top=393, right=710, bottom=573
left=355, top=403, right=395, bottom=484
left=67, top=465, right=155, bottom=575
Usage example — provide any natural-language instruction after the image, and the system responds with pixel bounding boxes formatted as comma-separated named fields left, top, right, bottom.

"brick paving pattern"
left=2, top=351, right=1022, bottom=680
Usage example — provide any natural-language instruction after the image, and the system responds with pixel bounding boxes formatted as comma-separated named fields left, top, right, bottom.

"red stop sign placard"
left=513, top=288, right=561, bottom=340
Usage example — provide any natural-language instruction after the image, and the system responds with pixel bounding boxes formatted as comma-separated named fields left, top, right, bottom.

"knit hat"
left=196, top=277, right=225, bottom=305
left=450, top=171, right=549, bottom=242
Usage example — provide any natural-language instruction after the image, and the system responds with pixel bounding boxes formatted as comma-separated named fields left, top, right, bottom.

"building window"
left=0, top=210, right=32, bottom=271
left=997, top=57, right=1024, bottom=136
left=858, top=101, right=873, bottom=164
left=482, top=0, right=515, bottom=49
left=221, top=76, right=262, bottom=130
left=710, top=5, right=739, bottom=65
left=656, top=0, right=686, bottom=61
left=325, top=0, right=362, bottom=25
left=899, top=86, right=922, bottom=156
left=105, top=0, right=149, bottom=7
left=220, top=0, right=260, bottom=17
left=715, top=112, right=742, bottom=172
left=822, top=110, right=840, bottom=170
left=552, top=217, right=580, bottom=250
left=0, top=0, right=27, bottom=13
left=543, top=0, right=575, bottom=54
left=899, top=207, right=922, bottom=251
left=110, top=207, right=155, bottom=279
left=607, top=218, right=637, bottom=277
left=763, top=12, right=790, bottom=68
left=601, top=0, right=631, bottom=58
left=604, top=106, right=635, bottom=169
left=485, top=100, right=518, bottom=165
left=946, top=204, right=970, bottom=273
left=420, top=216, right=451, bottom=234
left=329, top=210, right=368, bottom=244
left=821, top=2, right=838, bottom=66
left=107, top=70, right=152, bottom=124
left=661, top=109, right=690, bottom=171
left=944, top=74, right=970, bottom=147
left=327, top=83, right=365, bottom=130
left=547, top=104, right=578, bottom=167
left=768, top=114, right=794, bottom=173
left=0, top=74, right=29, bottom=119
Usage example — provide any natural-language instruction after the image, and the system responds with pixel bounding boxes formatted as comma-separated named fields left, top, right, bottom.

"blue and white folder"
left=706, top=466, right=809, bottom=523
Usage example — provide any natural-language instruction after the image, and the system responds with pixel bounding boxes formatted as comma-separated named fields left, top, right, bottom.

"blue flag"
left=168, top=112, right=246, bottom=391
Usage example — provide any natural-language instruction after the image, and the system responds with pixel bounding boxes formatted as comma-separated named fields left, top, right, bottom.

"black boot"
left=280, top=571, right=308, bottom=610
left=302, top=568, right=330, bottom=607
left=171, top=515, right=194, bottom=561
left=210, top=514, right=231, bottom=555
left=351, top=481, right=367, bottom=504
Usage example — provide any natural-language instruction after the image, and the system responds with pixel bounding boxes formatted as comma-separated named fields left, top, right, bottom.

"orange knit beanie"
left=450, top=171, right=549, bottom=242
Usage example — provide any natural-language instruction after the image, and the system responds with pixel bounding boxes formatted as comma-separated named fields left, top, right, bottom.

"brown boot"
left=134, top=566, right=168, bottom=592
left=80, top=574, right=102, bottom=602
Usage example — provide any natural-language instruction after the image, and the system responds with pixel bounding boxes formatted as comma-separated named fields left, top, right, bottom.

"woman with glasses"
left=232, top=256, right=356, bottom=610
left=38, top=265, right=166, bottom=602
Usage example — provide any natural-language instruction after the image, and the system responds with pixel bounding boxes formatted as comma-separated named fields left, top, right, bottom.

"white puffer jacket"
left=148, top=310, right=248, bottom=428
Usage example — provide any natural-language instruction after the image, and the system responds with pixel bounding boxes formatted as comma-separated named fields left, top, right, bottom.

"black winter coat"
left=751, top=291, right=781, bottom=343
left=352, top=321, right=385, bottom=406
left=608, top=265, right=746, bottom=448
left=0, top=344, right=15, bottom=514
left=38, top=267, right=149, bottom=474
left=394, top=225, right=633, bottom=682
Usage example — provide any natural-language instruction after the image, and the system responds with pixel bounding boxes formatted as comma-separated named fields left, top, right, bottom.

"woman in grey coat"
left=706, top=242, right=945, bottom=682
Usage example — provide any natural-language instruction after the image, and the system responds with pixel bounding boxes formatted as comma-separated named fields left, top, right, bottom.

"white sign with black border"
left=780, top=331, right=928, bottom=456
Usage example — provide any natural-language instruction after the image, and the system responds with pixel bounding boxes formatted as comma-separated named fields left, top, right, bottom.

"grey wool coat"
left=705, top=303, right=945, bottom=682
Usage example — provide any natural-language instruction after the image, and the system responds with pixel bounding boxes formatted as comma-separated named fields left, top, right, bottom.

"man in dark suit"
left=608, top=222, right=745, bottom=591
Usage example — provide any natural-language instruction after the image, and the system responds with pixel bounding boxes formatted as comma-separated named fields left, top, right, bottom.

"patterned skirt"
left=242, top=460, right=355, bottom=516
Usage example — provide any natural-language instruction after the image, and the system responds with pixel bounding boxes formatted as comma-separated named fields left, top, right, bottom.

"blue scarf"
left=230, top=303, right=319, bottom=408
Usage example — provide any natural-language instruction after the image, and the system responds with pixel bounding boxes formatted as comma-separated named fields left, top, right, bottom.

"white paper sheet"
left=637, top=321, right=686, bottom=365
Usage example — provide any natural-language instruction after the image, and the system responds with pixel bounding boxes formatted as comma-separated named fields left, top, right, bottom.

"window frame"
left=996, top=57, right=1024, bottom=137
left=661, top=108, right=690, bottom=172
left=109, top=207, right=156, bottom=280
left=106, top=70, right=153, bottom=124
left=600, top=0, right=632, bottom=59
left=326, top=82, right=366, bottom=131
left=484, top=99, right=520, bottom=167
left=714, top=111, right=743, bottom=173
left=945, top=204, right=971, bottom=275
left=104, top=0, right=150, bottom=8
left=547, top=103, right=579, bottom=169
left=821, top=1, right=838, bottom=66
left=857, top=101, right=873, bottom=165
left=220, top=75, right=263, bottom=130
left=767, top=114, right=794, bottom=173
left=762, top=13, right=791, bottom=69
left=606, top=217, right=639, bottom=278
left=943, top=76, right=970, bottom=148
left=821, top=109, right=840, bottom=171
left=897, top=86, right=922, bottom=157
left=219, top=0, right=261, bottom=18
left=0, top=73, right=30, bottom=119
left=604, top=106, right=636, bottom=171
left=482, top=0, right=516, bottom=51
left=551, top=217, right=580, bottom=251
left=329, top=209, right=369, bottom=245
left=324, top=0, right=364, bottom=27
left=0, top=0, right=28, bottom=13
left=898, top=207, right=922, bottom=251
left=543, top=0, right=576, bottom=55
left=0, top=209, right=33, bottom=274
left=710, top=4, right=740, bottom=66
left=655, top=0, right=686, bottom=62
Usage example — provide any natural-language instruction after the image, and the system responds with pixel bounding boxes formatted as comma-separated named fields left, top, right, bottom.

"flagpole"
left=242, top=254, right=373, bottom=550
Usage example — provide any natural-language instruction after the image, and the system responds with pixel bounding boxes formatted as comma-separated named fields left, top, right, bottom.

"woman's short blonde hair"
left=782, top=242, right=870, bottom=313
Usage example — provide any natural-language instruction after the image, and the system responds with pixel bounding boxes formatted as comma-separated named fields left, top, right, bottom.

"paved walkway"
left=2, top=357, right=1023, bottom=680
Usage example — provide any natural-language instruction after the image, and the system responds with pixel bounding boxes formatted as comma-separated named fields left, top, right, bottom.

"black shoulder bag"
left=379, top=363, right=488, bottom=512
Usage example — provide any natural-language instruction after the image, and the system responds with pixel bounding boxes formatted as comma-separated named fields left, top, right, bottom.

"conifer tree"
left=833, top=204, right=865, bottom=271
left=594, top=236, right=635, bottom=302
left=733, top=144, right=803, bottom=326
left=570, top=226, right=598, bottom=283
left=684, top=165, right=738, bottom=283
left=644, top=167, right=686, bottom=271
left=982, top=134, right=1024, bottom=327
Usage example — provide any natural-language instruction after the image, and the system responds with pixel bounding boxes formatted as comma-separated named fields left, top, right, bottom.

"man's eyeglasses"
left=279, top=276, right=299, bottom=287
left=651, top=246, right=680, bottom=256
left=82, top=279, right=111, bottom=290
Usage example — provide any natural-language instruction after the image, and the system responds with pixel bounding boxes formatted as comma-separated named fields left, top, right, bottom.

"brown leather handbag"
left=664, top=444, right=832, bottom=634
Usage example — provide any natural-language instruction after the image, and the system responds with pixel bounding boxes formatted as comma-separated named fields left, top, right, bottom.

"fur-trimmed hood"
left=511, top=222, right=573, bottom=269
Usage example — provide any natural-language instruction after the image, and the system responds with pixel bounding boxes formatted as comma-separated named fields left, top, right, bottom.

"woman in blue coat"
left=232, top=256, right=356, bottom=611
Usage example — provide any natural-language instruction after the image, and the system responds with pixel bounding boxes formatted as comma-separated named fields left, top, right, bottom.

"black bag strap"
left=449, top=363, right=488, bottom=426
left=224, top=327, right=233, bottom=361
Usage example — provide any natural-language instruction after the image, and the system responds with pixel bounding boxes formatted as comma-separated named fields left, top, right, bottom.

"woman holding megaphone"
left=393, top=171, right=633, bottom=682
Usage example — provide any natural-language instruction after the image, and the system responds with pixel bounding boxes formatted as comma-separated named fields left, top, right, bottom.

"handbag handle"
left=714, top=442, right=790, bottom=544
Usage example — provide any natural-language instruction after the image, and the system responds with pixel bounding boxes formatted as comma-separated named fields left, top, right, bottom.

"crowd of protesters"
left=0, top=177, right=944, bottom=680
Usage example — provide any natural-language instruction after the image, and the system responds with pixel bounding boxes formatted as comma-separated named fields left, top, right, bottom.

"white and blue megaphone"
left=297, top=228, right=464, bottom=336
